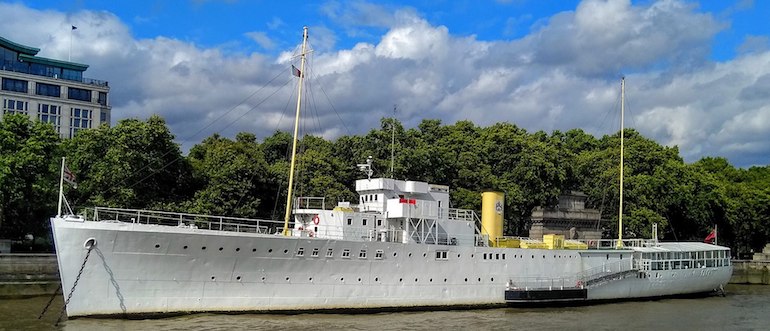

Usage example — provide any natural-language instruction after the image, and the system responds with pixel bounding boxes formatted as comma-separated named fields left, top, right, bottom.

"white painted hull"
left=51, top=217, right=732, bottom=317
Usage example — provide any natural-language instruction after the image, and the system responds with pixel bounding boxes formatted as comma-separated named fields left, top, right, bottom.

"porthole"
left=464, top=278, right=468, bottom=282
left=154, top=244, right=160, bottom=248
left=284, top=249, right=289, bottom=254
left=444, top=278, right=447, bottom=282
left=358, top=278, right=362, bottom=282
left=252, top=248, right=257, bottom=252
left=471, top=254, right=474, bottom=258
left=415, top=278, right=418, bottom=282
left=219, top=247, right=224, bottom=251
left=531, top=255, right=534, bottom=259
left=341, top=277, right=345, bottom=282
left=236, top=248, right=240, bottom=252
left=393, top=252, right=398, bottom=257
left=268, top=249, right=273, bottom=253
left=399, top=278, right=403, bottom=282
left=375, top=277, right=379, bottom=282
left=543, top=255, right=546, bottom=259
left=457, top=254, right=461, bottom=258
left=202, top=246, right=207, bottom=250
left=236, top=276, right=241, bottom=281
left=408, top=253, right=412, bottom=257
left=491, top=277, right=494, bottom=282
left=423, top=253, right=427, bottom=257
left=261, top=276, right=266, bottom=281
left=285, top=277, right=290, bottom=281
left=309, top=277, right=313, bottom=282
left=429, top=278, right=433, bottom=282
left=211, top=276, right=216, bottom=281
left=183, top=245, right=188, bottom=249
left=478, top=277, right=481, bottom=282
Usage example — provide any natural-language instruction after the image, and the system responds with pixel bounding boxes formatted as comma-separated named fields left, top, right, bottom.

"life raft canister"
left=312, top=215, right=320, bottom=225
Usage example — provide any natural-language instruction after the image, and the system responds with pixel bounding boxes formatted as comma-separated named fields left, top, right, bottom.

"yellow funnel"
left=481, top=191, right=504, bottom=247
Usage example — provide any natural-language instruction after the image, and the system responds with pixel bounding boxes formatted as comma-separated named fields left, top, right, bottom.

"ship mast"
left=391, top=104, right=397, bottom=178
left=282, top=27, right=309, bottom=236
left=617, top=77, right=625, bottom=249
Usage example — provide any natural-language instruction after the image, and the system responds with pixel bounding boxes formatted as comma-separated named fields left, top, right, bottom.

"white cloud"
left=245, top=31, right=276, bottom=50
left=1, top=1, right=769, bottom=167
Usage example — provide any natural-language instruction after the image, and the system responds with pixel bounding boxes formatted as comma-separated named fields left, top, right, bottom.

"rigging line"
left=597, top=87, right=622, bottom=137
left=125, top=77, right=295, bottom=192
left=313, top=73, right=353, bottom=136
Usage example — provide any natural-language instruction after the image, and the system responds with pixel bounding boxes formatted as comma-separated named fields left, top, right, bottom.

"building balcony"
left=1, top=60, right=108, bottom=87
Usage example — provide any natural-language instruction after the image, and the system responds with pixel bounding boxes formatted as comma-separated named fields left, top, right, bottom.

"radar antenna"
left=357, top=156, right=374, bottom=180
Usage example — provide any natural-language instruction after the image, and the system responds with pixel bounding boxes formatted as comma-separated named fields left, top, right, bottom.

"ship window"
left=311, top=248, right=319, bottom=257
left=606, top=254, right=609, bottom=260
left=435, top=251, right=448, bottom=260
left=342, top=249, right=350, bottom=258
left=496, top=253, right=500, bottom=260
left=297, top=248, right=304, bottom=256
left=359, top=249, right=367, bottom=259
left=347, top=218, right=352, bottom=225
left=377, top=219, right=382, bottom=227
left=363, top=219, right=367, bottom=226
left=483, top=253, right=487, bottom=260
left=326, top=248, right=334, bottom=257
left=375, top=195, right=378, bottom=201
left=502, top=254, right=506, bottom=259
left=375, top=249, right=384, bottom=259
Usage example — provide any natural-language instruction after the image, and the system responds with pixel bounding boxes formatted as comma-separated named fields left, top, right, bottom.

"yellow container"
left=564, top=240, right=589, bottom=250
left=520, top=240, right=548, bottom=249
left=481, top=191, right=504, bottom=247
left=497, top=237, right=520, bottom=248
left=543, top=234, right=565, bottom=250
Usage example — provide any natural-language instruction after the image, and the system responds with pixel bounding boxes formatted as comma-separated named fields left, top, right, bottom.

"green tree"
left=0, top=114, right=61, bottom=239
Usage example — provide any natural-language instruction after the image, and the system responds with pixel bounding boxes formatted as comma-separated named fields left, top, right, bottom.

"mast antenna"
left=358, top=156, right=374, bottom=180
left=282, top=26, right=309, bottom=236
left=617, top=76, right=625, bottom=249
left=391, top=104, right=397, bottom=178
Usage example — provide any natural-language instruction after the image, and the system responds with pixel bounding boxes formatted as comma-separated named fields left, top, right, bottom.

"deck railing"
left=90, top=207, right=279, bottom=234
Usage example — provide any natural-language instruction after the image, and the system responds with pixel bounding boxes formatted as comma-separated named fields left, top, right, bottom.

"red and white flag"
left=704, top=229, right=716, bottom=244
left=291, top=65, right=302, bottom=77
left=63, top=164, right=77, bottom=188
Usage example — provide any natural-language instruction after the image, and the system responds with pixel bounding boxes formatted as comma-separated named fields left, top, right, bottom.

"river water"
left=2, top=284, right=768, bottom=330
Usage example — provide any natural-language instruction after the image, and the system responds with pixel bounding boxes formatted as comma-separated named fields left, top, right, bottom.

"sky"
left=1, top=0, right=769, bottom=167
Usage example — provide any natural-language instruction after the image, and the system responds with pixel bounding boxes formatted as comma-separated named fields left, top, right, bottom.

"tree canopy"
left=0, top=114, right=768, bottom=255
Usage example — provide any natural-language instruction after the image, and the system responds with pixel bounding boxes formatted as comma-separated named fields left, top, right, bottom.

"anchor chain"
left=37, top=283, right=62, bottom=319
left=55, top=245, right=93, bottom=326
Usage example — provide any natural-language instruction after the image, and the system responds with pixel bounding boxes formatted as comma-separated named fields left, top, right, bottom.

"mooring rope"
left=37, top=282, right=61, bottom=319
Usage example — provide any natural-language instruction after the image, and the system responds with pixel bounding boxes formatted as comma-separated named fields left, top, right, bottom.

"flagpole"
left=57, top=157, right=65, bottom=217
left=715, top=224, right=718, bottom=246
left=69, top=28, right=72, bottom=62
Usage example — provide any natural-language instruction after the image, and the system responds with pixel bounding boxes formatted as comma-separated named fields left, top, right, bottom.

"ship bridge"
left=293, top=177, right=483, bottom=247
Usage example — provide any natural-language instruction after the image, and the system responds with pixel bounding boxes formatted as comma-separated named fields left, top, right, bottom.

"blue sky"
left=2, top=0, right=770, bottom=167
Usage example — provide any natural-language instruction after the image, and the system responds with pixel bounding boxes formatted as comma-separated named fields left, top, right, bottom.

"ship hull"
left=51, top=217, right=732, bottom=317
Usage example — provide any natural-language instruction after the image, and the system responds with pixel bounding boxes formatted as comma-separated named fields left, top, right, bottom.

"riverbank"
left=730, top=260, right=770, bottom=285
left=0, top=253, right=60, bottom=298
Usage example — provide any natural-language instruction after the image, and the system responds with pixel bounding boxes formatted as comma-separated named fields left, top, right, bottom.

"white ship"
left=50, top=28, right=732, bottom=318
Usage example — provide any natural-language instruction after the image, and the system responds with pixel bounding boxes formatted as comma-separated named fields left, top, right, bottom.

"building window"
left=100, top=111, right=108, bottom=124
left=38, top=104, right=60, bottom=132
left=3, top=99, right=28, bottom=115
left=2, top=78, right=28, bottom=93
left=97, top=91, right=107, bottom=106
left=67, top=87, right=91, bottom=102
left=69, top=108, right=91, bottom=137
left=36, top=83, right=61, bottom=97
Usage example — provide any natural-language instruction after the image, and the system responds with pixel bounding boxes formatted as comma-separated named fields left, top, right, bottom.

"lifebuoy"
left=576, top=280, right=583, bottom=287
left=312, top=215, right=320, bottom=225
left=308, top=231, right=315, bottom=238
